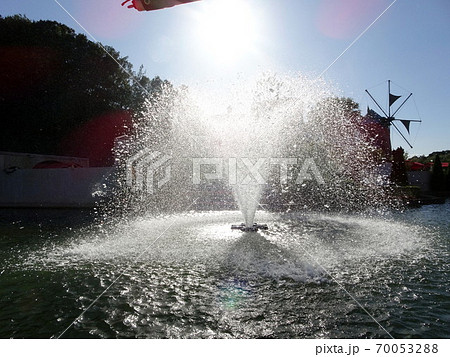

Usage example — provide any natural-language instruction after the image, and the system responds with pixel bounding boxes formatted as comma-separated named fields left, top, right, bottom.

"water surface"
left=0, top=203, right=448, bottom=338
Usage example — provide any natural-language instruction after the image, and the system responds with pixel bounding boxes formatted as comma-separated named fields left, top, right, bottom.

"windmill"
left=365, top=80, right=421, bottom=149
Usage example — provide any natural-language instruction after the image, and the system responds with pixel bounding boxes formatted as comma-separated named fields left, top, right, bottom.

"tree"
left=430, top=155, right=445, bottom=191
left=0, top=15, right=166, bottom=163
left=446, top=165, right=450, bottom=191
left=264, top=95, right=391, bottom=211
left=390, top=147, right=408, bottom=186
left=409, top=150, right=450, bottom=166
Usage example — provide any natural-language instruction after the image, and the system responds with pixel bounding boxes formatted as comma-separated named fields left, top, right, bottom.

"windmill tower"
left=365, top=80, right=421, bottom=150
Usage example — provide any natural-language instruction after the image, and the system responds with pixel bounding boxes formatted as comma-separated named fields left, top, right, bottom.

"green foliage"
left=0, top=15, right=165, bottom=155
left=263, top=96, right=390, bottom=211
left=430, top=155, right=446, bottom=191
left=409, top=150, right=450, bottom=164
left=311, top=97, right=361, bottom=122
left=390, top=147, right=408, bottom=186
left=447, top=166, right=450, bottom=191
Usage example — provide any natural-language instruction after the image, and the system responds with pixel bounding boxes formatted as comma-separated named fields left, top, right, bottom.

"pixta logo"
left=126, top=152, right=324, bottom=195
left=192, top=157, right=325, bottom=185
left=126, top=150, right=171, bottom=194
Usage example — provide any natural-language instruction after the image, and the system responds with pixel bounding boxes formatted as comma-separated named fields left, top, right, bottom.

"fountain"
left=3, top=73, right=446, bottom=340
left=113, top=73, right=389, bottom=223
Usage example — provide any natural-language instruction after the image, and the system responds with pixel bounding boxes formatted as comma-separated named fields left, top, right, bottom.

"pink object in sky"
left=121, top=0, right=200, bottom=12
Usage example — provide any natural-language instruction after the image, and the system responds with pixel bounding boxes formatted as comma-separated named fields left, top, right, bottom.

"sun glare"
left=195, top=0, right=258, bottom=63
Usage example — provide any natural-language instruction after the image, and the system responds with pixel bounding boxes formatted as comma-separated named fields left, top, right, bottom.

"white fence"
left=0, top=151, right=89, bottom=169
left=0, top=167, right=114, bottom=208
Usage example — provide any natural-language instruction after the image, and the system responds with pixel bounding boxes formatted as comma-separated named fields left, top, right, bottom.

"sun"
left=194, top=0, right=259, bottom=63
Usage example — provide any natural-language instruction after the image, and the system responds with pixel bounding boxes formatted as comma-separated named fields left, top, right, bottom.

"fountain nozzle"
left=231, top=223, right=268, bottom=232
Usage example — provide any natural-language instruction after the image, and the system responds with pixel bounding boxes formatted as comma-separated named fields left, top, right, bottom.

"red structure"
left=360, top=108, right=392, bottom=161
left=59, top=111, right=133, bottom=167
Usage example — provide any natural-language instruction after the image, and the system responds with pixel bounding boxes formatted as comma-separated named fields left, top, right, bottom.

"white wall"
left=0, top=167, right=115, bottom=208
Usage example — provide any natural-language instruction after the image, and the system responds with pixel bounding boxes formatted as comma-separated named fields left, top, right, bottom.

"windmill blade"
left=391, top=93, right=413, bottom=117
left=400, top=120, right=411, bottom=133
left=391, top=118, right=422, bottom=134
left=365, top=90, right=388, bottom=117
left=392, top=122, right=413, bottom=148
left=389, top=93, right=402, bottom=107
left=393, top=118, right=422, bottom=122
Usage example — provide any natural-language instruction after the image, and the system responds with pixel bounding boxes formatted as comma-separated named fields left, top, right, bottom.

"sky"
left=1, top=0, right=449, bottom=156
